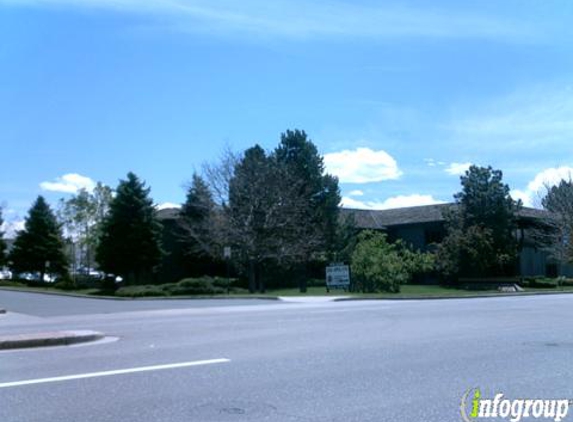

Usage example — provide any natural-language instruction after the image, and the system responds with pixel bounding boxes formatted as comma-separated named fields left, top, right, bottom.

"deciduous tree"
left=351, top=231, right=434, bottom=293
left=538, top=179, right=573, bottom=269
left=58, top=183, right=112, bottom=274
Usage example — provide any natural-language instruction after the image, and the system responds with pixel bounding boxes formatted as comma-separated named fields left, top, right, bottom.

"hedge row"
left=115, top=276, right=245, bottom=298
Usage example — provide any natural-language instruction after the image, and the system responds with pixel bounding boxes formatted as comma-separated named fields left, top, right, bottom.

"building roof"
left=156, top=207, right=180, bottom=220
left=158, top=203, right=548, bottom=229
left=341, top=203, right=547, bottom=230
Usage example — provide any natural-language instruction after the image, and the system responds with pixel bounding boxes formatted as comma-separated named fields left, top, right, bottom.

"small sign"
left=223, top=246, right=232, bottom=259
left=326, top=264, right=350, bottom=288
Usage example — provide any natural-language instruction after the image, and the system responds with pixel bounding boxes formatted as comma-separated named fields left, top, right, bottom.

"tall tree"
left=274, top=129, right=341, bottom=290
left=9, top=196, right=68, bottom=281
left=437, top=165, right=521, bottom=279
left=96, top=173, right=163, bottom=285
left=0, top=208, right=7, bottom=267
left=178, top=173, right=221, bottom=274
left=227, top=145, right=277, bottom=292
left=538, top=179, right=573, bottom=268
left=58, top=182, right=112, bottom=273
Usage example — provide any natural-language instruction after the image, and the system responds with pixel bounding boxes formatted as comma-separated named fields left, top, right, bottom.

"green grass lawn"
left=223, top=283, right=573, bottom=298
left=3, top=280, right=573, bottom=300
left=263, top=285, right=501, bottom=298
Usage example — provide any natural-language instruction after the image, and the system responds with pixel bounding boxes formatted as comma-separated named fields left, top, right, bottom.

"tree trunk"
left=248, top=260, right=256, bottom=293
left=298, top=263, right=307, bottom=293
left=257, top=264, right=265, bottom=293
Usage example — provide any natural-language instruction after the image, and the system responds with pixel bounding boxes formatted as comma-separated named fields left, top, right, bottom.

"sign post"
left=325, top=263, right=350, bottom=292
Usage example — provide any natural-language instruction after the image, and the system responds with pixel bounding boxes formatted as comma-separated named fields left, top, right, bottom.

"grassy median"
left=3, top=280, right=573, bottom=300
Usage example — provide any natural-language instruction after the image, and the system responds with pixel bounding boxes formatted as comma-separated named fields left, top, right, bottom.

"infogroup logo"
left=460, top=388, right=570, bottom=422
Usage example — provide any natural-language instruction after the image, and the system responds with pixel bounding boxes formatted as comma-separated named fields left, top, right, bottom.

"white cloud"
left=156, top=202, right=181, bottom=210
left=40, top=173, right=96, bottom=194
left=341, top=194, right=444, bottom=210
left=347, top=190, right=364, bottom=197
left=324, top=147, right=402, bottom=184
left=1, top=0, right=534, bottom=42
left=445, top=162, right=472, bottom=176
left=1, top=219, right=25, bottom=238
left=511, top=166, right=573, bottom=207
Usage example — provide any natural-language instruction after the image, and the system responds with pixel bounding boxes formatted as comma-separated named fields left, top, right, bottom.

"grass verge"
left=3, top=281, right=573, bottom=300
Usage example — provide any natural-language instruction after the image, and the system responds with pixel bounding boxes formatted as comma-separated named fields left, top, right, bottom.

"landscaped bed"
left=2, top=278, right=573, bottom=300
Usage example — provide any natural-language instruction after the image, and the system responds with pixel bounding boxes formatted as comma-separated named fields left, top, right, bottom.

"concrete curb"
left=0, top=287, right=280, bottom=301
left=333, top=290, right=573, bottom=302
left=0, top=330, right=104, bottom=350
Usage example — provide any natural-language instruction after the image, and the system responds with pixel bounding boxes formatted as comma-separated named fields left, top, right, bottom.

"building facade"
left=342, top=204, right=573, bottom=278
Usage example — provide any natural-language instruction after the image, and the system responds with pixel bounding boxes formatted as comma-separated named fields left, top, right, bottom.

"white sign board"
left=326, top=264, right=350, bottom=288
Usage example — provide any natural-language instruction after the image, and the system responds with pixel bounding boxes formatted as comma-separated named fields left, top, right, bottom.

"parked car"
left=0, top=269, right=12, bottom=280
left=19, top=272, right=56, bottom=283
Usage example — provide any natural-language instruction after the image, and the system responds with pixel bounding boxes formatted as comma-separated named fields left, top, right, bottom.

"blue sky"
left=2, top=0, right=573, bottom=233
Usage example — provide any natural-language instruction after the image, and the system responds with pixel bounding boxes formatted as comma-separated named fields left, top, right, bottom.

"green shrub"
left=114, top=277, right=244, bottom=297
left=54, top=274, right=76, bottom=290
left=115, top=285, right=168, bottom=297
left=520, top=277, right=558, bottom=289
left=0, top=280, right=26, bottom=288
left=174, top=277, right=222, bottom=295
left=351, top=230, right=434, bottom=293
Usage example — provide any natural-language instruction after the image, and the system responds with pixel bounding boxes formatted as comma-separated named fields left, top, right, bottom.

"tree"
left=538, top=179, right=573, bottom=269
left=96, top=173, right=163, bottom=285
left=200, top=131, right=342, bottom=293
left=0, top=208, right=7, bottom=267
left=58, top=182, right=113, bottom=274
left=273, top=129, right=341, bottom=291
left=227, top=145, right=287, bottom=292
left=436, top=165, right=521, bottom=279
left=9, top=196, right=68, bottom=281
left=274, top=129, right=341, bottom=257
left=177, top=173, right=222, bottom=275
left=351, top=231, right=434, bottom=293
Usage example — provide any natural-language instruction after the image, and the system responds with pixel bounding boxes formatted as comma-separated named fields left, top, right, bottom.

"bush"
left=176, top=277, right=224, bottom=295
left=115, top=285, right=169, bottom=297
left=351, top=231, right=434, bottom=293
left=54, top=274, right=76, bottom=290
left=520, top=277, right=558, bottom=289
left=114, top=276, right=244, bottom=297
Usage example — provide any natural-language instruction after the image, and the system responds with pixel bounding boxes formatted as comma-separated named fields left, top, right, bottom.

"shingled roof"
left=341, top=203, right=547, bottom=230
left=157, top=203, right=548, bottom=229
left=156, top=207, right=180, bottom=220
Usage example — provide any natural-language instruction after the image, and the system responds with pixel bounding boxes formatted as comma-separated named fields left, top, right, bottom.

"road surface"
left=1, top=290, right=573, bottom=421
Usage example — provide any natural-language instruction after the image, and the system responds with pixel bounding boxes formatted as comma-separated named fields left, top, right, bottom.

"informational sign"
left=223, top=246, right=232, bottom=259
left=326, top=263, right=350, bottom=289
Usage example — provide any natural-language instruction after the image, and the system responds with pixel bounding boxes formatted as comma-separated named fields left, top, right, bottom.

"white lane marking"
left=0, top=358, right=230, bottom=389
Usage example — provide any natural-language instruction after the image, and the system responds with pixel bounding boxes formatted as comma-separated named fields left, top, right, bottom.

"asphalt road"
left=2, top=291, right=573, bottom=422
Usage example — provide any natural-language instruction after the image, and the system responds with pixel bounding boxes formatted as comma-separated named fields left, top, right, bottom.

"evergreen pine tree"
left=274, top=129, right=341, bottom=257
left=179, top=173, right=218, bottom=275
left=9, top=196, right=68, bottom=280
left=437, top=165, right=521, bottom=279
left=96, top=172, right=163, bottom=285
